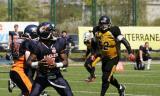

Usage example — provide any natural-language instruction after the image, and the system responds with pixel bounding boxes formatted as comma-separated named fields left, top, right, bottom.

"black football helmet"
left=98, top=16, right=111, bottom=31
left=37, top=22, right=55, bottom=40
left=23, top=24, right=38, bottom=39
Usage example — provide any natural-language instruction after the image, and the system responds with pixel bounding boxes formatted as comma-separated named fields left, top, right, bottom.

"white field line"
left=0, top=71, right=160, bottom=77
left=0, top=78, right=160, bottom=87
left=70, top=81, right=160, bottom=87
left=57, top=73, right=160, bottom=78
left=0, top=88, right=152, bottom=96
left=0, top=70, right=160, bottom=73
left=0, top=60, right=160, bottom=67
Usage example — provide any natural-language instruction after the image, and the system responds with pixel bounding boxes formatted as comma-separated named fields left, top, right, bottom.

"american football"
left=0, top=0, right=160, bottom=96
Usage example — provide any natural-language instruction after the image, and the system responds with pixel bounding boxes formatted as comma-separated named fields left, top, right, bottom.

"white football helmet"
left=83, top=31, right=93, bottom=42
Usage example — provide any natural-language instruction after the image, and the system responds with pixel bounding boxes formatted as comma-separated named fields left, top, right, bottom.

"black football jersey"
left=93, top=26, right=121, bottom=59
left=11, top=38, right=38, bottom=69
left=33, top=38, right=66, bottom=77
left=139, top=45, right=152, bottom=58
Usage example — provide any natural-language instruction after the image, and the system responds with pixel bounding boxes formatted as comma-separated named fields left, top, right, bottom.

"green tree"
left=13, top=0, right=39, bottom=21
left=0, top=1, right=8, bottom=21
left=137, top=0, right=147, bottom=25
left=151, top=18, right=160, bottom=26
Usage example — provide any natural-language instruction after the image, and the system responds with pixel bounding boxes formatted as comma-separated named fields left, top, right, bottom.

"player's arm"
left=92, top=26, right=99, bottom=36
left=59, top=52, right=68, bottom=67
left=25, top=53, right=38, bottom=68
left=90, top=38, right=101, bottom=60
left=85, top=48, right=91, bottom=58
left=43, top=52, right=68, bottom=68
left=25, top=50, right=30, bottom=61
left=112, top=26, right=135, bottom=61
left=92, top=57, right=101, bottom=67
left=119, top=37, right=132, bottom=54
left=139, top=46, right=143, bottom=62
left=68, top=37, right=75, bottom=47
left=112, top=26, right=132, bottom=54
left=90, top=38, right=101, bottom=66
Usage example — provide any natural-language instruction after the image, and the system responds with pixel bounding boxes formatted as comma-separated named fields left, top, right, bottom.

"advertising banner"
left=0, top=22, right=39, bottom=49
left=78, top=26, right=160, bottom=50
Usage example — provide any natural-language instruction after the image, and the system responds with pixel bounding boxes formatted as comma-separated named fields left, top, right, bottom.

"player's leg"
left=8, top=79, right=16, bottom=93
left=135, top=58, right=140, bottom=70
left=110, top=75, right=125, bottom=96
left=60, top=49, right=69, bottom=72
left=84, top=56, right=96, bottom=82
left=146, top=56, right=152, bottom=70
left=110, top=58, right=125, bottom=96
left=90, top=67, right=96, bottom=78
left=50, top=77, right=73, bottom=96
left=101, top=57, right=115, bottom=96
left=84, top=56, right=92, bottom=74
left=25, top=67, right=49, bottom=96
left=147, top=59, right=151, bottom=70
left=29, top=77, right=47, bottom=96
left=25, top=67, right=36, bottom=83
left=101, top=57, right=125, bottom=96
left=10, top=70, right=32, bottom=95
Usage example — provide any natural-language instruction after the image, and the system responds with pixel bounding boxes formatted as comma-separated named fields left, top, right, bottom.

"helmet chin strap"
left=40, top=33, right=52, bottom=40
left=100, top=24, right=111, bottom=32
left=40, top=38, right=53, bottom=48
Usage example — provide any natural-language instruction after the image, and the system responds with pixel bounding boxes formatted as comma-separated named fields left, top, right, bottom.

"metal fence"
left=1, top=0, right=160, bottom=33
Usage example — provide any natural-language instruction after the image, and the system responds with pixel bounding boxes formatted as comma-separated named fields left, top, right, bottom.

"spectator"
left=9, top=24, right=21, bottom=59
left=135, top=42, right=152, bottom=70
left=61, top=31, right=75, bottom=56
left=60, top=31, right=75, bottom=71
left=7, top=24, right=21, bottom=93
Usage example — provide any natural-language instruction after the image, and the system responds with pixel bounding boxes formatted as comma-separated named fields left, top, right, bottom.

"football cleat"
left=40, top=91, right=50, bottom=96
left=118, top=84, right=126, bottom=96
left=60, top=67, right=67, bottom=72
left=84, top=75, right=96, bottom=82
left=8, top=79, right=16, bottom=93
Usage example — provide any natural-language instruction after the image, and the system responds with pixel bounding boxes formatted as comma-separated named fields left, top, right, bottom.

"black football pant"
left=101, top=57, right=120, bottom=96
left=29, top=76, right=73, bottom=96
left=25, top=67, right=36, bottom=83
left=84, top=56, right=95, bottom=77
left=10, top=70, right=32, bottom=96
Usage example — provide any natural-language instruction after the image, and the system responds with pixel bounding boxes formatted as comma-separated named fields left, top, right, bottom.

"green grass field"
left=0, top=61, right=160, bottom=96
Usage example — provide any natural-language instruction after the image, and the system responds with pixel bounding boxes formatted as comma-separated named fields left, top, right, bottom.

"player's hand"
left=38, top=59, right=48, bottom=67
left=116, top=61, right=124, bottom=72
left=140, top=58, right=144, bottom=63
left=43, top=55, right=55, bottom=65
left=128, top=53, right=135, bottom=62
left=91, top=55, right=96, bottom=61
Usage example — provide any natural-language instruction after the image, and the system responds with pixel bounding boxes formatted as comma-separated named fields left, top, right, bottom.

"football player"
left=22, top=24, right=39, bottom=83
left=9, top=24, right=38, bottom=96
left=93, top=16, right=135, bottom=96
left=60, top=30, right=75, bottom=71
left=135, top=42, right=152, bottom=70
left=26, top=22, right=73, bottom=96
left=83, top=31, right=101, bottom=82
left=22, top=24, right=49, bottom=96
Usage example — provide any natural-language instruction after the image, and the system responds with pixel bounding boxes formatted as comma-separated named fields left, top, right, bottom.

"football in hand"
left=128, top=53, right=135, bottom=62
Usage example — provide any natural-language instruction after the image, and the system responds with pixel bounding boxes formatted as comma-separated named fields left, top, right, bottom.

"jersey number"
left=103, top=42, right=109, bottom=50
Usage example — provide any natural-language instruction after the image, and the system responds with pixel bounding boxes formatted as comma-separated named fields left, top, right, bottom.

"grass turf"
left=0, top=61, right=160, bottom=96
